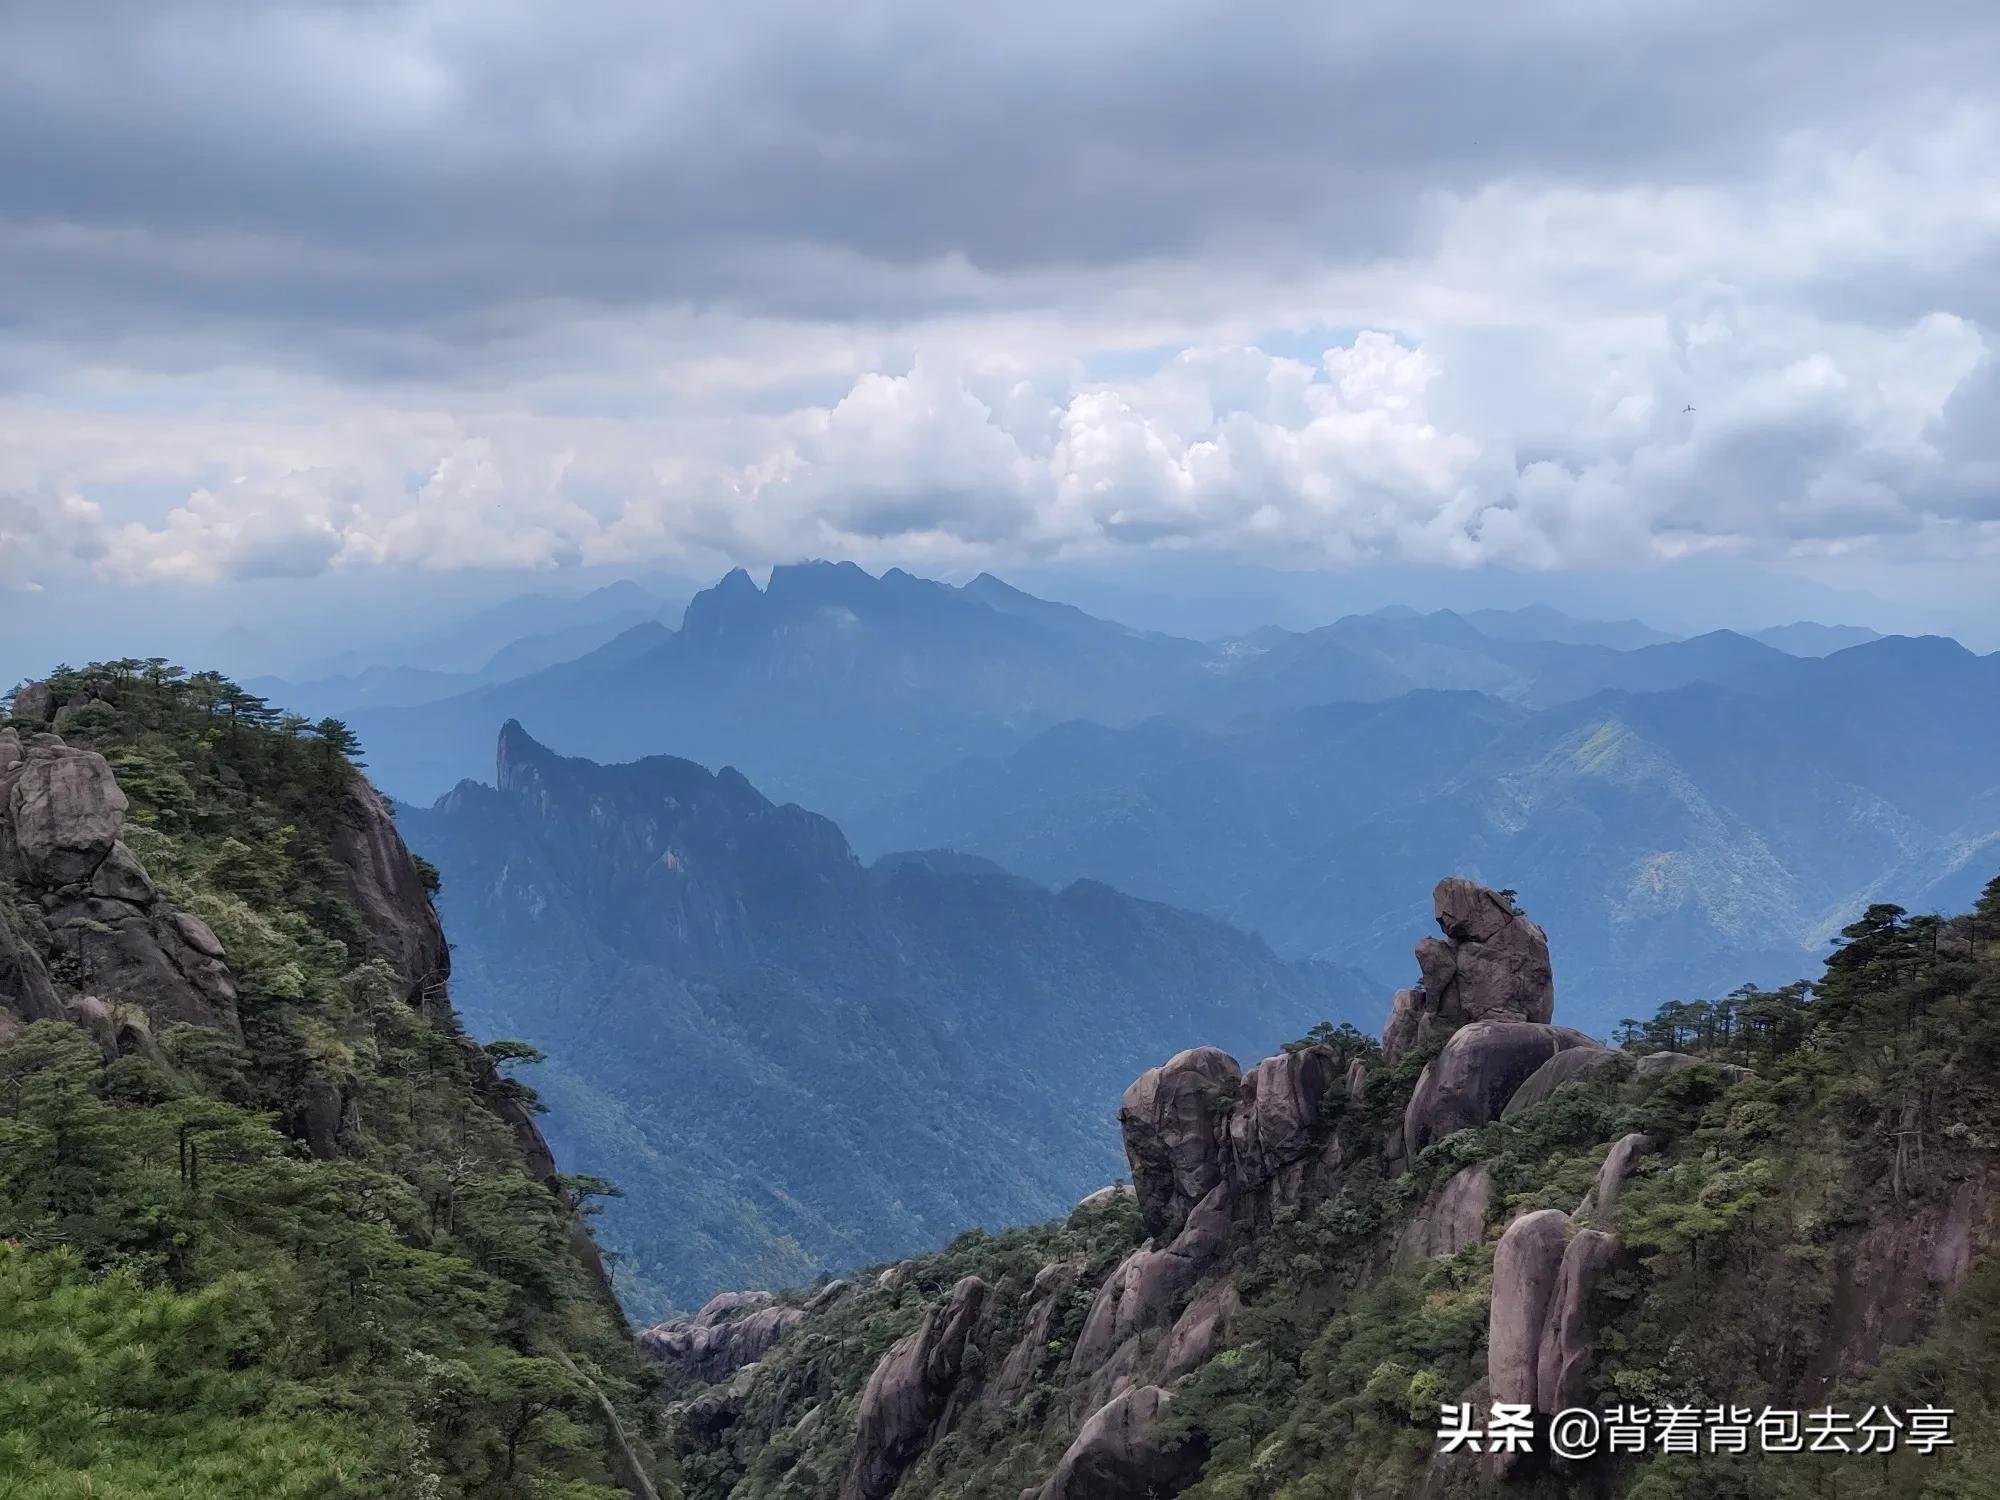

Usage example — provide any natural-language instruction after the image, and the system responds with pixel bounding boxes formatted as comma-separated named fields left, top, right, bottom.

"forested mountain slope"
left=650, top=877, right=2000, bottom=1500
left=0, top=665, right=673, bottom=1499
left=400, top=723, right=1370, bottom=1318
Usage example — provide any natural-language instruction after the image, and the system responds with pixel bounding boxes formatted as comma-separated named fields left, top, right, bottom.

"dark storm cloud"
left=4, top=0, right=1996, bottom=373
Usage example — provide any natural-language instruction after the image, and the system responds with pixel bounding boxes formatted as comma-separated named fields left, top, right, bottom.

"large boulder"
left=1120, top=1047, right=1240, bottom=1239
left=1, top=734, right=239, bottom=1036
left=1488, top=1209, right=1570, bottom=1410
left=8, top=741, right=127, bottom=887
left=7, top=681, right=54, bottom=726
left=1396, top=1163, right=1493, bottom=1264
left=640, top=1290, right=808, bottom=1382
left=1536, top=1228, right=1622, bottom=1412
left=65, top=994, right=164, bottom=1065
left=41, top=888, right=240, bottom=1033
left=1344, top=1055, right=1367, bottom=1101
left=328, top=774, right=451, bottom=1004
left=1382, top=986, right=1425, bottom=1064
left=1027, top=1385, right=1205, bottom=1500
left=843, top=1276, right=988, bottom=1500
left=1071, top=1184, right=1231, bottom=1377
left=1381, top=879, right=1556, bottom=1064
left=299, top=1077, right=363, bottom=1161
left=1502, top=1046, right=1625, bottom=1119
left=1227, top=1044, right=1339, bottom=1191
left=1633, top=1051, right=1755, bottom=1084
left=1076, top=1184, right=1134, bottom=1212
left=1421, top=878, right=1555, bottom=1025
left=1404, top=1021, right=1598, bottom=1156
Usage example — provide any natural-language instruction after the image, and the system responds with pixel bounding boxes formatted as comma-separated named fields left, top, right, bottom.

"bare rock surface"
left=1488, top=1209, right=1571, bottom=1409
left=641, top=1290, right=808, bottom=1383
left=1633, top=1050, right=1754, bottom=1084
left=1536, top=1227, right=1622, bottom=1412
left=1423, top=878, right=1556, bottom=1024
left=1072, top=1184, right=1231, bottom=1377
left=7, top=682, right=54, bottom=726
left=1120, top=1046, right=1241, bottom=1239
left=0, top=906, right=64, bottom=1024
left=1382, top=879, right=1556, bottom=1063
left=1397, top=1164, right=1493, bottom=1264
left=1, top=732, right=240, bottom=1036
left=1382, top=986, right=1425, bottom=1064
left=1502, top=1046, right=1624, bottom=1119
left=989, top=1262, right=1079, bottom=1410
left=1076, top=1184, right=1134, bottom=1212
left=1404, top=1021, right=1597, bottom=1156
left=300, top=1078, right=363, bottom=1161
left=1026, top=1384, right=1204, bottom=1500
left=1160, top=1281, right=1240, bottom=1384
left=843, top=1275, right=989, bottom=1500
left=1228, top=1044, right=1339, bottom=1191
left=1578, top=1132, right=1656, bottom=1223
left=328, top=773, right=451, bottom=1003
left=66, top=994, right=163, bottom=1064
left=8, top=741, right=127, bottom=887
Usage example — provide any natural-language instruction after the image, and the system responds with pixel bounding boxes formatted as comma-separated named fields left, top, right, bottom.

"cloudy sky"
left=3, top=0, right=1998, bottom=667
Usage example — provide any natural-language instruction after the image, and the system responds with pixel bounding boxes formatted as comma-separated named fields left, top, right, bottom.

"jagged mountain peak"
left=400, top=733, right=1367, bottom=1309
left=494, top=718, right=777, bottom=823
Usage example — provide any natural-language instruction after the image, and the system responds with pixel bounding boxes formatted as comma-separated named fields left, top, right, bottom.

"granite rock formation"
left=1384, top=878, right=1556, bottom=1062
left=1396, top=1163, right=1494, bottom=1264
left=1024, top=1384, right=1205, bottom=1500
left=328, top=773, right=451, bottom=1004
left=1403, top=1020, right=1597, bottom=1156
left=1502, top=1045, right=1625, bottom=1119
left=843, top=1276, right=989, bottom=1500
left=0, top=722, right=240, bottom=1037
left=1119, top=1047, right=1241, bottom=1239
left=640, top=1290, right=808, bottom=1383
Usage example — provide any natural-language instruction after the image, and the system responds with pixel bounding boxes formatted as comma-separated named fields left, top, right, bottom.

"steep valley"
left=400, top=722, right=1372, bottom=1316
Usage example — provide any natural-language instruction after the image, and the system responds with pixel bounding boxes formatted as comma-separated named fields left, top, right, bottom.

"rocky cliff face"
left=656, top=873, right=1999, bottom=1500
left=0, top=682, right=576, bottom=1222
left=0, top=723, right=239, bottom=1042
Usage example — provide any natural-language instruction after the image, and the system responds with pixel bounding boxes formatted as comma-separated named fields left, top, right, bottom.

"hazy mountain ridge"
left=857, top=636, right=2000, bottom=1032
left=400, top=722, right=1372, bottom=1315
left=342, top=564, right=1895, bottom=822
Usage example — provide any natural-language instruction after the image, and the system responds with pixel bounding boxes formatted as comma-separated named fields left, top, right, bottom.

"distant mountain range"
left=329, top=563, right=1994, bottom=1038
left=339, top=562, right=1905, bottom=817
left=399, top=723, right=1369, bottom=1316
left=854, top=634, right=2000, bottom=1031
left=247, top=578, right=688, bottom=719
left=1751, top=620, right=1886, bottom=656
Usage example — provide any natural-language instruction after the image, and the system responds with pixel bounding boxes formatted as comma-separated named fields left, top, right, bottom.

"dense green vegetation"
left=669, top=883, right=2000, bottom=1499
left=1, top=662, right=673, bottom=1498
